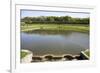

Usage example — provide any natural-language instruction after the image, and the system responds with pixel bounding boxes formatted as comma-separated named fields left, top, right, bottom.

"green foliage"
left=21, top=16, right=89, bottom=25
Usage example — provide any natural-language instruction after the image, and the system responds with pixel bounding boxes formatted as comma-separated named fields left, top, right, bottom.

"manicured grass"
left=21, top=24, right=89, bottom=33
left=21, top=51, right=28, bottom=59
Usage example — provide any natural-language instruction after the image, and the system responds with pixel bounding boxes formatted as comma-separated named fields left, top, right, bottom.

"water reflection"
left=21, top=30, right=89, bottom=56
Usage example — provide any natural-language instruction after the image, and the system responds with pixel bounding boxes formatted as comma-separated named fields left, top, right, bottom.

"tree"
left=21, top=16, right=89, bottom=25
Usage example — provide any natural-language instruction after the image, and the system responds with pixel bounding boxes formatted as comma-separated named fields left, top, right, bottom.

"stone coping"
left=21, top=49, right=33, bottom=63
left=21, top=49, right=89, bottom=63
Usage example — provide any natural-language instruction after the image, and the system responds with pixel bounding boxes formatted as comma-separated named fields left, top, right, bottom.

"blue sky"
left=21, top=10, right=90, bottom=18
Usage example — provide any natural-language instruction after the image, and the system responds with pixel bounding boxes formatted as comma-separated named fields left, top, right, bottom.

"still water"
left=21, top=30, right=89, bottom=56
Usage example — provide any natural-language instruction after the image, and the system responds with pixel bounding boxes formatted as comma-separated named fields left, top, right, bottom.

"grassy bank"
left=84, top=49, right=90, bottom=57
left=21, top=24, right=89, bottom=33
left=21, top=51, right=29, bottom=59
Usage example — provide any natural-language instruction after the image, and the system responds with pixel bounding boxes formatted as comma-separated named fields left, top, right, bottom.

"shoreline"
left=21, top=24, right=89, bottom=33
left=21, top=49, right=89, bottom=63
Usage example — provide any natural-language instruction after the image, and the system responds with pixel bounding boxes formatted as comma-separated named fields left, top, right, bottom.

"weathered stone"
left=74, top=55, right=81, bottom=60
left=63, top=54, right=74, bottom=60
left=52, top=56, right=62, bottom=61
left=21, top=50, right=33, bottom=63
left=44, top=55, right=53, bottom=61
left=32, top=56, right=43, bottom=62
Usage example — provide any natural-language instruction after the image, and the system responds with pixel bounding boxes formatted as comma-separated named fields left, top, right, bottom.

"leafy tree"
left=21, top=16, right=89, bottom=25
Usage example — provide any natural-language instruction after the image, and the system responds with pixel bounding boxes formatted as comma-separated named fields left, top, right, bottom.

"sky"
left=21, top=10, right=90, bottom=18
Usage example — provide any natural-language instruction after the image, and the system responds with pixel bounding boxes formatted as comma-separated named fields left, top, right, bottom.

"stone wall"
left=21, top=50, right=33, bottom=63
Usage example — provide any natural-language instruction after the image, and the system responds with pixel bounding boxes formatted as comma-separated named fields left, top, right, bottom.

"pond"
left=21, top=30, right=89, bottom=56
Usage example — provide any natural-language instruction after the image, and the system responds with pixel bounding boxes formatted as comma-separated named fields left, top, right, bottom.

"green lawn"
left=21, top=24, right=89, bottom=33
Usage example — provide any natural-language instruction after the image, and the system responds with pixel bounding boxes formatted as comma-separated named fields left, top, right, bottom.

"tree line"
left=21, top=16, right=89, bottom=25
